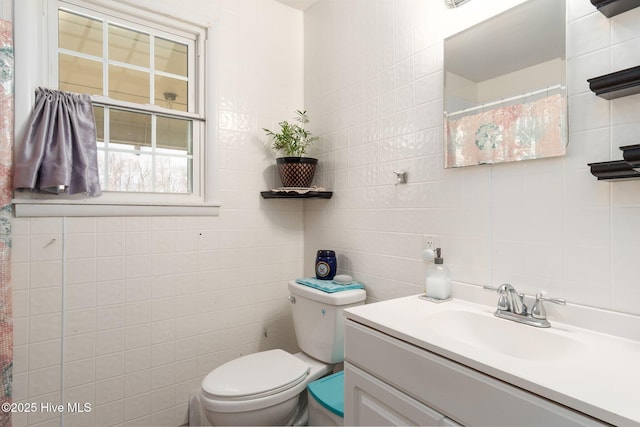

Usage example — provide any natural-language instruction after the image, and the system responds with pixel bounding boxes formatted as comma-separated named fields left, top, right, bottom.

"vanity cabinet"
left=344, top=320, right=609, bottom=427
left=346, top=362, right=461, bottom=426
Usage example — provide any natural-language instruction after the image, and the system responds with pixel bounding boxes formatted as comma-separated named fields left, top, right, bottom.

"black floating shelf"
left=591, top=0, right=640, bottom=17
left=620, top=144, right=640, bottom=168
left=261, top=190, right=333, bottom=199
left=587, top=65, right=640, bottom=99
left=588, top=160, right=640, bottom=180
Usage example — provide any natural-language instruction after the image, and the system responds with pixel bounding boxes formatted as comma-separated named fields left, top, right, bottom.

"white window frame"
left=13, top=0, right=220, bottom=217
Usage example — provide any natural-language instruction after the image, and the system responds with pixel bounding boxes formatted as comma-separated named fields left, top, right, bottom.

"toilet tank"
left=288, top=281, right=366, bottom=364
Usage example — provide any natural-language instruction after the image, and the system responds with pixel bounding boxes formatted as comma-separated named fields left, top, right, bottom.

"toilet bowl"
left=199, top=280, right=366, bottom=426
left=201, top=350, right=333, bottom=426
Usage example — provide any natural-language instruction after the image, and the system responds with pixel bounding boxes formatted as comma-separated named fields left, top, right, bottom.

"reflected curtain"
left=0, top=19, right=13, bottom=427
left=445, top=93, right=567, bottom=168
left=13, top=87, right=101, bottom=197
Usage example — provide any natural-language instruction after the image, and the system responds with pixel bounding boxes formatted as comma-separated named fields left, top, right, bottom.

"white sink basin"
left=425, top=310, right=584, bottom=361
left=344, top=294, right=640, bottom=426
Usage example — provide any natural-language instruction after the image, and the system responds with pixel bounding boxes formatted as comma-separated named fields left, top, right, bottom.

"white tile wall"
left=10, top=0, right=640, bottom=425
left=303, top=0, right=640, bottom=316
left=10, top=1, right=304, bottom=426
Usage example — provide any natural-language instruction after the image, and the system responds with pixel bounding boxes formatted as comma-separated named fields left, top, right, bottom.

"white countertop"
left=345, top=295, right=640, bottom=427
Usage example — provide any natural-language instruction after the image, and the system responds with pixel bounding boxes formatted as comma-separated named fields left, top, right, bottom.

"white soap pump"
left=424, top=248, right=451, bottom=300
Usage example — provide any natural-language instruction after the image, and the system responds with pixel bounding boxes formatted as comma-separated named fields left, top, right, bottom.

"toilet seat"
left=201, top=349, right=310, bottom=413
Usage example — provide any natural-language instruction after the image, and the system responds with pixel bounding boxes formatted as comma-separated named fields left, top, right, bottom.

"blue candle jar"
left=315, top=250, right=337, bottom=280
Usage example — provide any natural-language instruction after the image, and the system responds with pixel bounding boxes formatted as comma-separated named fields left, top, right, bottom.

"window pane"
left=109, top=110, right=151, bottom=148
left=59, top=54, right=103, bottom=95
left=109, top=64, right=150, bottom=104
left=154, top=156, right=191, bottom=193
left=155, top=76, right=188, bottom=112
left=108, top=23, right=149, bottom=68
left=157, top=117, right=191, bottom=151
left=104, top=152, right=153, bottom=192
left=94, top=106, right=104, bottom=141
left=155, top=37, right=187, bottom=76
left=59, top=10, right=103, bottom=57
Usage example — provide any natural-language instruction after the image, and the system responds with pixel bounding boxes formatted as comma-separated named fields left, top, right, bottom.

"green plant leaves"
left=263, top=110, right=318, bottom=157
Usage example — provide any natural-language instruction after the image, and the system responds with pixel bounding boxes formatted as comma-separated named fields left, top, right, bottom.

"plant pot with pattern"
left=263, top=110, right=319, bottom=188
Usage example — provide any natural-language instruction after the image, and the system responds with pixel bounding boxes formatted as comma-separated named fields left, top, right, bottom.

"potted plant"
left=263, top=110, right=319, bottom=188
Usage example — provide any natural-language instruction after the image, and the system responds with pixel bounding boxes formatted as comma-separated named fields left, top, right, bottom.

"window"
left=13, top=0, right=219, bottom=216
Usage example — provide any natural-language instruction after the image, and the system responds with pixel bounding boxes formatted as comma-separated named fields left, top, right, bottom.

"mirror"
left=443, top=0, right=567, bottom=168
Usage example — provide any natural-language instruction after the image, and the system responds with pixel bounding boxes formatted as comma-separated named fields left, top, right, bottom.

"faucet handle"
left=531, top=292, right=566, bottom=320
left=482, top=284, right=514, bottom=293
left=483, top=284, right=516, bottom=311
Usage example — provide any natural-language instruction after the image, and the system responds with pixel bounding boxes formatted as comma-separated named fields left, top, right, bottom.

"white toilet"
left=199, top=280, right=366, bottom=426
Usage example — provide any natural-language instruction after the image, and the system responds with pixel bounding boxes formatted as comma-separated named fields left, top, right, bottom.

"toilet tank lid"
left=201, top=349, right=309, bottom=399
left=288, top=281, right=366, bottom=305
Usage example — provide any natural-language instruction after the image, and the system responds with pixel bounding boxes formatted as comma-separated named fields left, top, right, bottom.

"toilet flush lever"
left=288, top=296, right=296, bottom=304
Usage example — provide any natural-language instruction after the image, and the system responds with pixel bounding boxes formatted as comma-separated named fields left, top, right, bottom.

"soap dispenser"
left=425, top=248, right=451, bottom=300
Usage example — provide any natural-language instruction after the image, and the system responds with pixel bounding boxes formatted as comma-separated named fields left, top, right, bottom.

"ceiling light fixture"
left=163, top=92, right=177, bottom=108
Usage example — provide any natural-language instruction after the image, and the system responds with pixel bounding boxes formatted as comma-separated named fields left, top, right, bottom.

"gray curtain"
left=13, top=87, right=101, bottom=197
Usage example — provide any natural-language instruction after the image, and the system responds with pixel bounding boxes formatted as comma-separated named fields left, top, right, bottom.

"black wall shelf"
left=591, top=0, right=640, bottom=17
left=261, top=190, right=333, bottom=199
left=587, top=65, right=640, bottom=100
left=588, top=160, right=640, bottom=180
left=589, top=145, right=640, bottom=180
left=587, top=0, right=640, bottom=179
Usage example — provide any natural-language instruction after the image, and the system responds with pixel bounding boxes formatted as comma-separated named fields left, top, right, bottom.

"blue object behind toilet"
left=295, top=277, right=364, bottom=293
left=308, top=371, right=344, bottom=418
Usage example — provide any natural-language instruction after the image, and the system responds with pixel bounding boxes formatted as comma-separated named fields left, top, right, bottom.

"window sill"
left=12, top=199, right=221, bottom=217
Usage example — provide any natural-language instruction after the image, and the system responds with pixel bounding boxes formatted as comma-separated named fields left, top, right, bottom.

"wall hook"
left=393, top=170, right=407, bottom=186
left=44, top=238, right=56, bottom=248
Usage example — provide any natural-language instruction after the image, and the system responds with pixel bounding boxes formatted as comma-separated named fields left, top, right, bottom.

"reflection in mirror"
left=443, top=0, right=567, bottom=168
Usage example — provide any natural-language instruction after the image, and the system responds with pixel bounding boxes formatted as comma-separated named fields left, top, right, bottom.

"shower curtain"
left=0, top=19, right=13, bottom=427
left=445, top=93, right=567, bottom=168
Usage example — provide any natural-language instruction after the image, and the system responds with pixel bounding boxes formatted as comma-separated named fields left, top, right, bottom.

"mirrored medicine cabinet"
left=443, top=0, right=567, bottom=168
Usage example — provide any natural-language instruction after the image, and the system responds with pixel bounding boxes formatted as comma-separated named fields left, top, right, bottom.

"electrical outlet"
left=422, top=234, right=440, bottom=250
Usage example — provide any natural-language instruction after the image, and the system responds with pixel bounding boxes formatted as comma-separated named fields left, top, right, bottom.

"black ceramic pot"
left=276, top=157, right=317, bottom=187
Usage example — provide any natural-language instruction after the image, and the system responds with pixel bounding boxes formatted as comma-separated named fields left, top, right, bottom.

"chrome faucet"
left=484, top=284, right=566, bottom=328
left=495, top=283, right=526, bottom=315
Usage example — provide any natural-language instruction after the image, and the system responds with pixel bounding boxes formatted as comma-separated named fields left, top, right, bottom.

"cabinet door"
left=345, top=320, right=609, bottom=427
left=345, top=362, right=451, bottom=426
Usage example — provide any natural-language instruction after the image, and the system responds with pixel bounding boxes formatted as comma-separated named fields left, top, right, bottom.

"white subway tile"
left=96, top=305, right=124, bottom=331
left=65, top=334, right=96, bottom=362
left=93, top=400, right=124, bottom=427
left=66, top=283, right=97, bottom=311
left=125, top=346, right=151, bottom=374
left=150, top=386, right=175, bottom=414
left=95, top=352, right=124, bottom=381
left=28, top=366, right=62, bottom=397
left=64, top=358, right=95, bottom=388
left=124, top=369, right=151, bottom=397
left=28, top=339, right=62, bottom=370
left=125, top=324, right=152, bottom=350
left=96, top=280, right=124, bottom=307
left=124, top=392, right=151, bottom=421
left=29, top=313, right=62, bottom=343
left=65, top=258, right=97, bottom=285
left=96, top=232, right=124, bottom=257
left=96, top=217, right=125, bottom=233
left=95, top=329, right=124, bottom=356
left=65, top=308, right=96, bottom=336
left=151, top=365, right=175, bottom=391
left=568, top=12, right=610, bottom=59
left=30, top=235, right=62, bottom=262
